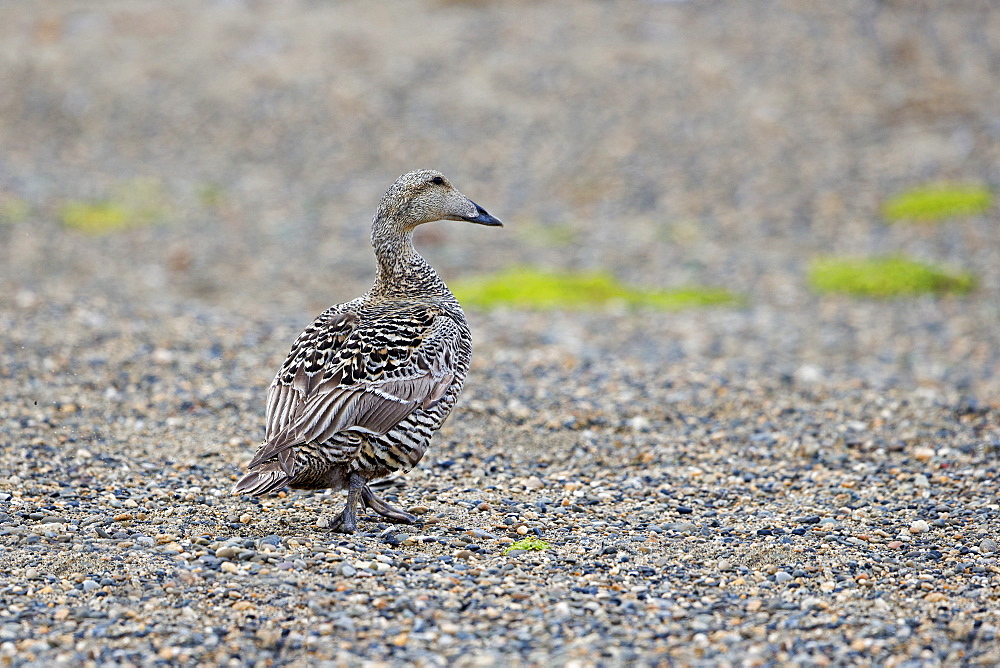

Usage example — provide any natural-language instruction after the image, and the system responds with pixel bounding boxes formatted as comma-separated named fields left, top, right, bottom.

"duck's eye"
left=431, top=176, right=445, bottom=186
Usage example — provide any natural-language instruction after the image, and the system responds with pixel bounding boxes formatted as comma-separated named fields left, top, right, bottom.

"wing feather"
left=248, top=306, right=461, bottom=473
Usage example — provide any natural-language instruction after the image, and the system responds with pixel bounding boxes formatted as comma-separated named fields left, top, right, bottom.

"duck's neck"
left=371, top=220, right=449, bottom=298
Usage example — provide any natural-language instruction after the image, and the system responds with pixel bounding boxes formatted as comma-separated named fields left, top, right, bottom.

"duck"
left=232, top=169, right=502, bottom=533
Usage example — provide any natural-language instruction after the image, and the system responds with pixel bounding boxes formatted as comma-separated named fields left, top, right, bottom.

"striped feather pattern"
left=233, top=170, right=497, bottom=513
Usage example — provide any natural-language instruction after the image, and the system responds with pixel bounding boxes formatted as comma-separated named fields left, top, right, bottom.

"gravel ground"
left=2, top=1, right=1000, bottom=666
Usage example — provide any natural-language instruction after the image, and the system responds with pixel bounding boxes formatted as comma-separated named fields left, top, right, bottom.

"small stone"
left=468, top=529, right=498, bottom=540
left=913, top=447, right=935, bottom=462
left=216, top=546, right=239, bottom=559
left=381, top=532, right=408, bottom=547
left=455, top=549, right=473, bottom=560
left=913, top=474, right=930, bottom=488
left=909, top=520, right=930, bottom=534
left=800, top=597, right=824, bottom=610
left=524, top=477, right=544, bottom=490
left=221, top=562, right=239, bottom=574
left=793, top=364, right=823, bottom=384
left=516, top=526, right=529, bottom=535
left=629, top=416, right=651, bottom=432
left=81, top=580, right=99, bottom=592
left=774, top=571, right=792, bottom=583
left=407, top=506, right=430, bottom=515
left=663, top=522, right=697, bottom=533
left=232, top=601, right=255, bottom=611
left=980, top=538, right=997, bottom=554
left=239, top=514, right=252, bottom=524
left=339, top=563, right=357, bottom=577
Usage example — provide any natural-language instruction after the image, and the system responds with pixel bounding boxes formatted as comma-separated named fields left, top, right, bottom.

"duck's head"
left=375, top=169, right=502, bottom=232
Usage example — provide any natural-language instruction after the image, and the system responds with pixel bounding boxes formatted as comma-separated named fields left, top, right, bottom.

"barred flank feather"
left=232, top=460, right=289, bottom=496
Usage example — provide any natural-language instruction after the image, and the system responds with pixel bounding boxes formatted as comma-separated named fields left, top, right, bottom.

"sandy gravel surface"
left=1, top=1, right=999, bottom=666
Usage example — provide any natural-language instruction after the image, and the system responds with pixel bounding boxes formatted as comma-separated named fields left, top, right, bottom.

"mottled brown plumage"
left=232, top=170, right=501, bottom=533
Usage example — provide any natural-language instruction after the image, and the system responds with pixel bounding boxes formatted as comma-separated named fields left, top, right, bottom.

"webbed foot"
left=361, top=485, right=417, bottom=524
left=326, top=472, right=365, bottom=534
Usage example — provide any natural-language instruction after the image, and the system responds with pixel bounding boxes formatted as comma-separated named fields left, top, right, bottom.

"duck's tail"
left=231, top=459, right=290, bottom=496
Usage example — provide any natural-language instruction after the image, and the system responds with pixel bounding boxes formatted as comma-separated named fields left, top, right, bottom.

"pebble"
left=909, top=520, right=930, bottom=534
left=523, top=477, right=545, bottom=490
left=216, top=546, right=239, bottom=559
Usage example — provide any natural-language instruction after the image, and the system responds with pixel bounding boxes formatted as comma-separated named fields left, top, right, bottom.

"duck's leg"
left=329, top=472, right=366, bottom=534
left=361, top=485, right=417, bottom=524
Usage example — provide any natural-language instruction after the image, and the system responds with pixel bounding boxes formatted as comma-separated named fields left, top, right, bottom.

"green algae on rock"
left=60, top=178, right=171, bottom=234
left=809, top=256, right=975, bottom=297
left=451, top=268, right=739, bottom=311
left=503, top=538, right=551, bottom=555
left=882, top=184, right=992, bottom=223
left=59, top=201, right=131, bottom=234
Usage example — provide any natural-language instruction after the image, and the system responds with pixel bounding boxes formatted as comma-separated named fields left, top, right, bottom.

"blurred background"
left=0, top=0, right=998, bottom=392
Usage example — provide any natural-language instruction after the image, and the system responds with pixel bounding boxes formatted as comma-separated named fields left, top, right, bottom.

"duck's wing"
left=263, top=309, right=360, bottom=442
left=248, top=305, right=461, bottom=475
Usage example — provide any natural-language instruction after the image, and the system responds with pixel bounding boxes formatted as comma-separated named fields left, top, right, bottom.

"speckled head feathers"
left=374, top=170, right=502, bottom=231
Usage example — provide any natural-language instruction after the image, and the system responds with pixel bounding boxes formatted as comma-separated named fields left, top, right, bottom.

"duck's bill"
left=464, top=202, right=503, bottom=227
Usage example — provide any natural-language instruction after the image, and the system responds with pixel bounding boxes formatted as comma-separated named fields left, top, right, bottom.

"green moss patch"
left=809, top=256, right=975, bottom=297
left=883, top=184, right=992, bottom=222
left=503, top=538, right=551, bottom=555
left=198, top=183, right=226, bottom=208
left=60, top=178, right=170, bottom=234
left=0, top=198, right=29, bottom=225
left=451, top=268, right=739, bottom=311
left=60, top=201, right=131, bottom=234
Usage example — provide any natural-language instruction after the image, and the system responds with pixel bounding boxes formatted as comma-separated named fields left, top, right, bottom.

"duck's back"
left=252, top=287, right=471, bottom=489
